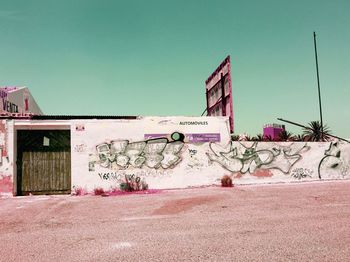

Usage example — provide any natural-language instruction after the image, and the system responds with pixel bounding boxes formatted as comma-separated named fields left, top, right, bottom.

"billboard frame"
left=205, top=56, right=234, bottom=132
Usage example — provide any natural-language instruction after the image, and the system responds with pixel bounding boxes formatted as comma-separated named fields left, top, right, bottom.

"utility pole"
left=313, top=31, right=324, bottom=140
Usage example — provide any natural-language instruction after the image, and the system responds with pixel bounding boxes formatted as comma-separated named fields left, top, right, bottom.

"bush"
left=221, top=175, right=233, bottom=187
left=73, top=187, right=86, bottom=196
left=94, top=187, right=105, bottom=195
left=119, top=182, right=132, bottom=192
left=141, top=179, right=149, bottom=190
left=119, top=176, right=149, bottom=192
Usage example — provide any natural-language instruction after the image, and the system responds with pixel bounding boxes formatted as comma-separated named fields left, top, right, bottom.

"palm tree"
left=231, top=134, right=240, bottom=141
left=264, top=135, right=273, bottom=141
left=293, top=134, right=305, bottom=142
left=239, top=134, right=252, bottom=141
left=253, top=134, right=265, bottom=141
left=303, top=121, right=331, bottom=142
left=278, top=130, right=293, bottom=141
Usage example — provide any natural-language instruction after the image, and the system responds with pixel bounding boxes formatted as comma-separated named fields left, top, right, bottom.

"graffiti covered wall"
left=0, top=117, right=348, bottom=196
left=70, top=117, right=350, bottom=192
left=207, top=141, right=350, bottom=183
left=0, top=120, right=13, bottom=195
left=71, top=116, right=232, bottom=191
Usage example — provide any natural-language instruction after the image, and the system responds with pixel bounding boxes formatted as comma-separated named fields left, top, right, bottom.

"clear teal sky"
left=1, top=0, right=349, bottom=137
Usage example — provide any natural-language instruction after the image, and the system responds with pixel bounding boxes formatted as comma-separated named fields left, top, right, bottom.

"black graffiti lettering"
left=291, top=168, right=313, bottom=180
left=110, top=173, right=120, bottom=180
left=318, top=142, right=350, bottom=179
left=98, top=172, right=123, bottom=181
left=189, top=149, right=197, bottom=156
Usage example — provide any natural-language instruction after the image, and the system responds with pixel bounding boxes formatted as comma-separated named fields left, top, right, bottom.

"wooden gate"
left=21, top=151, right=71, bottom=195
left=17, top=130, right=71, bottom=195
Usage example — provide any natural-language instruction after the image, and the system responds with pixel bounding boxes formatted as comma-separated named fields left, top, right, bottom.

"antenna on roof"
left=313, top=31, right=324, bottom=140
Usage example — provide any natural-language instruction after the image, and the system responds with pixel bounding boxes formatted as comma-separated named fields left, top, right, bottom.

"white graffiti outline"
left=207, top=141, right=309, bottom=175
left=93, top=138, right=184, bottom=170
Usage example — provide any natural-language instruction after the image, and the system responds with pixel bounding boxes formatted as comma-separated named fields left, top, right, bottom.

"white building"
left=0, top=86, right=42, bottom=116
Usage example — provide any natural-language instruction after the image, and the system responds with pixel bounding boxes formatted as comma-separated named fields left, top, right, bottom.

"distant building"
left=0, top=86, right=43, bottom=116
left=263, top=123, right=285, bottom=140
left=205, top=56, right=234, bottom=133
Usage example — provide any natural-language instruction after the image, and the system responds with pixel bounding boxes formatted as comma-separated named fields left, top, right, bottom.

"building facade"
left=0, top=86, right=43, bottom=116
left=263, top=123, right=285, bottom=140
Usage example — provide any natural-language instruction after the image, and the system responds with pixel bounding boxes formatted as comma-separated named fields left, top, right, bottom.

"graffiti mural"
left=318, top=142, right=350, bottom=179
left=291, top=168, right=313, bottom=180
left=207, top=141, right=310, bottom=176
left=89, top=134, right=185, bottom=170
left=187, top=147, right=204, bottom=169
left=74, top=143, right=87, bottom=153
left=0, top=120, right=12, bottom=194
left=68, top=117, right=350, bottom=194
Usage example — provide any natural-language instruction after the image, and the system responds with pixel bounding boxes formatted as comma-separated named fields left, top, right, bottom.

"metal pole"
left=313, top=31, right=324, bottom=140
left=277, top=118, right=350, bottom=143
left=200, top=108, right=207, bottom=116
left=220, top=73, right=226, bottom=116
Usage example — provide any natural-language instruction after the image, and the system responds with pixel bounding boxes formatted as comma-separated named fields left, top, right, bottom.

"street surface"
left=1, top=181, right=350, bottom=262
